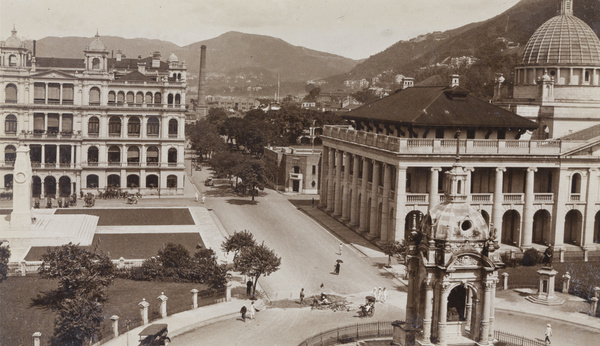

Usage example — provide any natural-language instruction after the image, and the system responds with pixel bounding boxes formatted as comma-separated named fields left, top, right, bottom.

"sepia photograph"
left=0, top=0, right=599, bottom=345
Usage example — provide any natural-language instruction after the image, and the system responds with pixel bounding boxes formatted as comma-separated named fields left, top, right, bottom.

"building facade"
left=1, top=29, right=188, bottom=199
left=320, top=75, right=600, bottom=255
left=264, top=146, right=321, bottom=194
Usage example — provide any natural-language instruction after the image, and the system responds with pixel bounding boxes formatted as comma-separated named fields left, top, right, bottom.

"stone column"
left=139, top=298, right=150, bottom=325
left=320, top=147, right=329, bottom=207
left=394, top=166, right=407, bottom=241
left=157, top=292, right=168, bottom=318
left=350, top=154, right=360, bottom=226
left=522, top=167, right=536, bottom=247
left=406, top=262, right=417, bottom=327
left=470, top=295, right=481, bottom=341
left=326, top=147, right=335, bottom=211
left=502, top=272, right=509, bottom=290
left=32, top=332, right=42, bottom=346
left=437, top=283, right=451, bottom=346
left=489, top=280, right=497, bottom=339
left=429, top=167, right=441, bottom=210
left=341, top=153, right=351, bottom=220
left=583, top=168, right=599, bottom=248
left=358, top=158, right=370, bottom=232
left=492, top=168, right=505, bottom=237
left=111, top=315, right=119, bottom=338
left=191, top=288, right=199, bottom=308
left=465, top=288, right=473, bottom=329
left=480, top=282, right=492, bottom=344
left=368, top=160, right=380, bottom=238
left=380, top=163, right=392, bottom=241
left=553, top=168, right=570, bottom=247
left=333, top=150, right=343, bottom=216
left=422, top=278, right=434, bottom=342
left=226, top=281, right=233, bottom=302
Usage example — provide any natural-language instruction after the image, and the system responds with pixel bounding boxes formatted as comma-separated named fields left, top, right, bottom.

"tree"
left=157, top=243, right=191, bottom=269
left=380, top=240, right=406, bottom=267
left=37, top=243, right=115, bottom=345
left=352, top=89, right=380, bottom=104
left=234, top=242, right=281, bottom=297
left=0, top=243, right=10, bottom=282
left=221, top=230, right=257, bottom=265
left=236, top=158, right=268, bottom=202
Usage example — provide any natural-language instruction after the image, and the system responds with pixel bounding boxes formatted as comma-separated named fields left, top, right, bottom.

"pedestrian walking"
left=240, top=305, right=247, bottom=322
left=246, top=280, right=253, bottom=296
left=300, top=288, right=305, bottom=305
left=372, top=287, right=378, bottom=298
left=249, top=301, right=256, bottom=320
left=381, top=287, right=388, bottom=303
left=195, top=192, right=199, bottom=202
left=334, top=262, right=340, bottom=275
left=544, top=323, right=552, bottom=345
left=202, top=195, right=206, bottom=204
left=338, top=243, right=343, bottom=255
left=376, top=287, right=382, bottom=301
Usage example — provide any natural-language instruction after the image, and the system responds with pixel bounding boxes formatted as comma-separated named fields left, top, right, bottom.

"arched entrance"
left=58, top=176, right=71, bottom=197
left=127, top=175, right=140, bottom=188
left=447, top=285, right=467, bottom=321
left=405, top=210, right=423, bottom=232
left=502, top=210, right=520, bottom=246
left=533, top=210, right=551, bottom=245
left=564, top=210, right=582, bottom=245
left=4, top=174, right=13, bottom=190
left=44, top=176, right=57, bottom=197
left=146, top=175, right=159, bottom=189
left=32, top=176, right=41, bottom=197
left=107, top=174, right=121, bottom=188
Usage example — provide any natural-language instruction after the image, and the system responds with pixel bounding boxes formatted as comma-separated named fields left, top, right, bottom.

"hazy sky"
left=1, top=0, right=520, bottom=60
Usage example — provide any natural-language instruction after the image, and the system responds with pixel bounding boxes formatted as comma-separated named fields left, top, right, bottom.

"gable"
left=32, top=69, right=78, bottom=80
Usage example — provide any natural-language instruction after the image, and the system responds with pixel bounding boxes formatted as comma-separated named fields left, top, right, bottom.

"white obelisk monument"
left=10, top=145, right=32, bottom=230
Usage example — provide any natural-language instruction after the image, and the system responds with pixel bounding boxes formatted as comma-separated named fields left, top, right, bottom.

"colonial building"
left=264, top=146, right=321, bottom=194
left=320, top=72, right=600, bottom=256
left=1, top=29, right=188, bottom=199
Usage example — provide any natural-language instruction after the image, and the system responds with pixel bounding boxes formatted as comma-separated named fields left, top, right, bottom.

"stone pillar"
left=341, top=153, right=351, bottom=220
left=480, top=282, right=492, bottom=344
left=522, top=167, right=536, bottom=247
left=226, top=281, right=233, bottom=302
left=502, top=272, right=509, bottom=290
left=553, top=168, right=570, bottom=248
left=32, top=332, right=42, bottom=346
left=405, top=262, right=417, bottom=327
left=489, top=280, right=497, bottom=339
left=583, top=168, right=599, bottom=249
left=333, top=150, right=343, bottom=216
left=157, top=292, right=168, bottom=318
left=422, top=278, right=434, bottom=342
left=139, top=298, right=150, bottom=325
left=358, top=158, right=370, bottom=232
left=437, top=283, right=450, bottom=346
left=380, top=163, right=391, bottom=241
left=191, top=288, right=199, bottom=308
left=465, top=288, right=473, bottom=330
left=368, top=160, right=380, bottom=238
left=394, top=166, right=407, bottom=241
left=429, top=168, right=441, bottom=210
left=562, top=272, right=571, bottom=293
left=326, top=147, right=335, bottom=211
left=350, top=154, right=360, bottom=226
left=492, top=168, right=505, bottom=237
left=590, top=297, right=599, bottom=317
left=469, top=295, right=481, bottom=341
left=111, top=315, right=119, bottom=338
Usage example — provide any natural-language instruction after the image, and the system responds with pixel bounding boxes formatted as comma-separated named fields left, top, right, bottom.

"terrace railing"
left=299, top=321, right=394, bottom=346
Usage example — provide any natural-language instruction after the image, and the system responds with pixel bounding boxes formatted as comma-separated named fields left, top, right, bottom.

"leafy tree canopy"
left=234, top=242, right=281, bottom=296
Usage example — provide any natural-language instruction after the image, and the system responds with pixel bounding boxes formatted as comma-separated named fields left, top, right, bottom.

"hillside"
left=25, top=32, right=358, bottom=85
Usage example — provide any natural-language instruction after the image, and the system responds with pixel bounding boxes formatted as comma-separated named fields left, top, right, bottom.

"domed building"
left=496, top=0, right=600, bottom=138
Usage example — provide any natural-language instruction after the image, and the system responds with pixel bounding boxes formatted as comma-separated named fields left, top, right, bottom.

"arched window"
left=5, top=145, right=16, bottom=163
left=127, top=175, right=140, bottom=188
left=108, top=91, right=116, bottom=105
left=146, top=175, right=158, bottom=188
left=147, top=117, right=159, bottom=136
left=92, top=58, right=100, bottom=70
left=136, top=92, right=144, bottom=104
left=571, top=173, right=581, bottom=194
left=167, top=175, right=177, bottom=188
left=4, top=174, right=13, bottom=189
left=9, top=55, right=17, bottom=67
left=126, top=92, right=134, bottom=104
left=108, top=146, right=120, bottom=165
left=109, top=116, right=121, bottom=136
left=175, top=94, right=181, bottom=105
left=107, top=174, right=120, bottom=188
left=89, top=87, right=101, bottom=105
left=88, top=116, right=99, bottom=136
left=87, top=146, right=99, bottom=165
left=145, top=92, right=153, bottom=104
left=117, top=91, right=125, bottom=104
left=5, top=84, right=17, bottom=103
left=5, top=114, right=17, bottom=134
left=86, top=174, right=99, bottom=188
left=168, top=119, right=178, bottom=137
left=168, top=148, right=177, bottom=165
left=167, top=93, right=174, bottom=105
left=127, top=146, right=140, bottom=165
left=128, top=116, right=141, bottom=137
left=154, top=92, right=162, bottom=105
left=146, top=146, right=159, bottom=166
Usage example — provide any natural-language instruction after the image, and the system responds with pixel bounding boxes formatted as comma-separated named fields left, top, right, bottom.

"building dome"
left=87, top=32, right=107, bottom=52
left=167, top=52, right=179, bottom=63
left=422, top=202, right=489, bottom=242
left=4, top=27, right=24, bottom=48
left=521, top=8, right=600, bottom=66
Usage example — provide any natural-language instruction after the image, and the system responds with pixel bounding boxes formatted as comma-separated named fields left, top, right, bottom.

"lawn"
left=25, top=233, right=206, bottom=261
left=54, top=208, right=195, bottom=226
left=0, top=276, right=214, bottom=346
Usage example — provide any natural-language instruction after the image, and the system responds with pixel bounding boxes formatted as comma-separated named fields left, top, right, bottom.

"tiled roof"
left=115, top=70, right=155, bottom=82
left=344, top=86, right=538, bottom=129
left=560, top=123, right=600, bottom=140
left=35, top=57, right=85, bottom=69
left=109, top=57, right=168, bottom=71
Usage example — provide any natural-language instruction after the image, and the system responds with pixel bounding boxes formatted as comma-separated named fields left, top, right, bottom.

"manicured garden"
left=0, top=276, right=214, bottom=346
left=54, top=208, right=195, bottom=226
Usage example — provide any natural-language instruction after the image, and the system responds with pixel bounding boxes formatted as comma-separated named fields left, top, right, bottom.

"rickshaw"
left=359, top=295, right=376, bottom=317
left=138, top=323, right=170, bottom=346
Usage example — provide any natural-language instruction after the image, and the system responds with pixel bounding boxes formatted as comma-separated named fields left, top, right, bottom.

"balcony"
left=471, top=193, right=492, bottom=203
left=534, top=193, right=554, bottom=203
left=503, top=193, right=523, bottom=203
left=570, top=194, right=581, bottom=202
left=18, top=131, right=81, bottom=140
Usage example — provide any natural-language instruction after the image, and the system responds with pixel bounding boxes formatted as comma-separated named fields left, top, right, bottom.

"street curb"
left=494, top=307, right=600, bottom=332
left=169, top=312, right=239, bottom=338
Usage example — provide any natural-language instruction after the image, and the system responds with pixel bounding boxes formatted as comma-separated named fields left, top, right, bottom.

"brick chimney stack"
left=196, top=45, right=208, bottom=118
